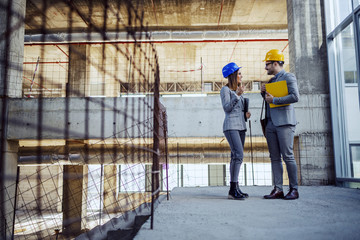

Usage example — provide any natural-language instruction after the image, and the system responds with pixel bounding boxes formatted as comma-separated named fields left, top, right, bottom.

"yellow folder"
left=265, top=80, right=290, bottom=108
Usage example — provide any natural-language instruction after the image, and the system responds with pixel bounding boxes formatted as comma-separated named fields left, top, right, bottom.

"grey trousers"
left=266, top=119, right=298, bottom=190
left=224, top=130, right=246, bottom=183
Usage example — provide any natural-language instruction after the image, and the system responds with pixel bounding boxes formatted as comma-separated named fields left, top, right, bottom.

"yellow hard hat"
left=263, top=49, right=284, bottom=62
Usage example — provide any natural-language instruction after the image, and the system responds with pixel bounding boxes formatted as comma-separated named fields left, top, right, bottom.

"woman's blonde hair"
left=226, top=69, right=239, bottom=91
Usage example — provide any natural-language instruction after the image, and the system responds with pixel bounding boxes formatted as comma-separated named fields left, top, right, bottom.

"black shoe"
left=236, top=182, right=249, bottom=198
left=228, top=182, right=245, bottom=200
left=284, top=188, right=299, bottom=200
left=264, top=187, right=284, bottom=199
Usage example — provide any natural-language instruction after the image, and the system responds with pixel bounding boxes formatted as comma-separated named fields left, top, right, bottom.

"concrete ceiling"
left=25, top=0, right=288, bottom=34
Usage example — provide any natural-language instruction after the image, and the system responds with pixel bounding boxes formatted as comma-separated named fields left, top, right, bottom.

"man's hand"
left=246, top=112, right=251, bottom=119
left=265, top=92, right=274, bottom=104
left=261, top=84, right=266, bottom=93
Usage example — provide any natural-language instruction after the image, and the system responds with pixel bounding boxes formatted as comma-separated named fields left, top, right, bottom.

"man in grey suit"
left=261, top=49, right=300, bottom=200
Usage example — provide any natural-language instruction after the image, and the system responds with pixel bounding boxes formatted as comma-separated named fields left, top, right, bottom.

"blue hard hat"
left=222, top=62, right=241, bottom=78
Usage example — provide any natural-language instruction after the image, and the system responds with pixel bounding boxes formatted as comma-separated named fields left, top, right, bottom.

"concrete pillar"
left=0, top=0, right=25, bottom=239
left=145, top=164, right=152, bottom=192
left=67, top=45, right=88, bottom=97
left=0, top=141, right=19, bottom=240
left=103, top=165, right=118, bottom=213
left=287, top=0, right=335, bottom=184
left=57, top=165, right=63, bottom=213
left=81, top=165, right=88, bottom=230
left=62, top=165, right=88, bottom=236
left=0, top=0, right=25, bottom=98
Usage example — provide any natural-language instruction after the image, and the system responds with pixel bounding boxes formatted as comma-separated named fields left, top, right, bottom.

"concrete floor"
left=135, top=186, right=360, bottom=240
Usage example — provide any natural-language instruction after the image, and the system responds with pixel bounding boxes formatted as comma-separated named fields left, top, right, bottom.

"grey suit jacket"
left=262, top=69, right=299, bottom=127
left=220, top=86, right=247, bottom=132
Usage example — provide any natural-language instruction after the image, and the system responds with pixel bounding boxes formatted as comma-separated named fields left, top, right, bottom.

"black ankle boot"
left=228, top=182, right=245, bottom=200
left=236, top=182, right=249, bottom=198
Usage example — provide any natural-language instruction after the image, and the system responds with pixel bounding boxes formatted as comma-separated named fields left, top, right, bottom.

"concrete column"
left=67, top=45, right=88, bottom=97
left=62, top=165, right=87, bottom=236
left=81, top=165, right=88, bottom=230
left=0, top=141, right=19, bottom=240
left=145, top=164, right=152, bottom=192
left=103, top=165, right=118, bottom=213
left=0, top=0, right=26, bottom=98
left=57, top=165, right=63, bottom=213
left=287, top=0, right=335, bottom=184
left=1, top=0, right=25, bottom=239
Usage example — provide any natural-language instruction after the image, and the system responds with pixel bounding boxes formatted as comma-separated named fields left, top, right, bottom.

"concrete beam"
left=161, top=94, right=331, bottom=137
left=7, top=97, right=154, bottom=140
left=7, top=94, right=331, bottom=140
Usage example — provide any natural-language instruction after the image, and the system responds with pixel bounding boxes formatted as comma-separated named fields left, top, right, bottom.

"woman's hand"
left=236, top=84, right=244, bottom=96
left=246, top=112, right=251, bottom=119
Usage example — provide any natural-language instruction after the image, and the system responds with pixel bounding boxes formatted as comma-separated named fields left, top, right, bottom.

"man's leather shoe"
left=264, top=188, right=284, bottom=199
left=284, top=188, right=299, bottom=200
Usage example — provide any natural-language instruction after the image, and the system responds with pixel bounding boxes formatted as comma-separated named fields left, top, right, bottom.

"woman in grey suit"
left=220, top=62, right=251, bottom=200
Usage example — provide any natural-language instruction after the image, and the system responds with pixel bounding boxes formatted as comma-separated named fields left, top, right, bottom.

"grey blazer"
left=220, top=86, right=247, bottom=132
left=262, top=69, right=299, bottom=127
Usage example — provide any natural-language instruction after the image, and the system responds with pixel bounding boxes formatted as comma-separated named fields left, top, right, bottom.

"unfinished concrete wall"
left=298, top=133, right=334, bottom=185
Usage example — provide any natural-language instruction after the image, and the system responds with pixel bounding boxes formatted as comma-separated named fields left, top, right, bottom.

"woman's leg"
left=224, top=130, right=245, bottom=200
left=236, top=131, right=248, bottom=197
left=224, top=130, right=244, bottom=182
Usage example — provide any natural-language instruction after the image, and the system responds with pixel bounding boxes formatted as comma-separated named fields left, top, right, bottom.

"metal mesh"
left=1, top=0, right=167, bottom=239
